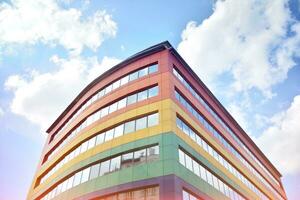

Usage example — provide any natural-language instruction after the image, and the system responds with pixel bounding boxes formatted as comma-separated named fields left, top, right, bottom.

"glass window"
left=101, top=106, right=109, bottom=117
left=120, top=75, right=129, bottom=86
left=137, top=90, right=148, bottom=101
left=129, top=71, right=138, bottom=81
left=80, top=141, right=88, bottom=153
left=105, top=129, right=114, bottom=142
left=200, top=165, right=207, bottom=181
left=212, top=175, right=219, bottom=190
left=104, top=84, right=112, bottom=94
left=87, top=137, right=96, bottom=150
left=124, top=120, right=135, bottom=134
left=138, top=68, right=148, bottom=78
left=182, top=123, right=190, bottom=136
left=185, top=155, right=193, bottom=172
left=81, top=167, right=90, bottom=183
left=109, top=102, right=118, bottom=113
left=147, top=146, right=159, bottom=161
left=110, top=156, right=121, bottom=172
left=218, top=179, right=225, bottom=194
left=179, top=149, right=185, bottom=166
left=89, top=163, right=100, bottom=180
left=114, top=124, right=124, bottom=138
left=136, top=116, right=147, bottom=131
left=96, top=133, right=105, bottom=145
left=117, top=98, right=127, bottom=109
left=148, top=64, right=158, bottom=74
left=127, top=93, right=137, bottom=105
left=61, top=180, right=68, bottom=192
left=97, top=90, right=105, bottom=99
left=134, top=148, right=147, bottom=164
left=148, top=86, right=158, bottom=98
left=182, top=190, right=189, bottom=200
left=99, top=160, right=110, bottom=176
left=192, top=160, right=200, bottom=177
left=112, top=80, right=121, bottom=90
left=66, top=175, right=74, bottom=190
left=121, top=152, right=134, bottom=168
left=148, top=113, right=159, bottom=127
left=73, top=171, right=82, bottom=187
left=206, top=170, right=213, bottom=186
left=176, top=117, right=183, bottom=130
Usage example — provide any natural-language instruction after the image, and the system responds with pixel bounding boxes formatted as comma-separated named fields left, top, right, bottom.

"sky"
left=0, top=0, right=299, bottom=199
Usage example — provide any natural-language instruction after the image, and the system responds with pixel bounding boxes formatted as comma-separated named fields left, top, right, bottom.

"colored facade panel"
left=28, top=41, right=287, bottom=200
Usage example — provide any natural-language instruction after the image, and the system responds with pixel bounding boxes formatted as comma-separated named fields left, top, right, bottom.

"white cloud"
left=5, top=55, right=120, bottom=131
left=0, top=0, right=117, bottom=55
left=256, top=95, right=300, bottom=175
left=178, top=0, right=300, bottom=98
left=0, top=107, right=4, bottom=117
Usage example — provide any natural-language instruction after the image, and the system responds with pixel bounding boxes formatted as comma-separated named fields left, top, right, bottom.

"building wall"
left=28, top=44, right=286, bottom=200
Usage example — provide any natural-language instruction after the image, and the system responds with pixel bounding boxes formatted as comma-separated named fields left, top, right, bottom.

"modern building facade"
left=28, top=41, right=287, bottom=200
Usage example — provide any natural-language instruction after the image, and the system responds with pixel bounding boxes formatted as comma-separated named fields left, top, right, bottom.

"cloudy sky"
left=0, top=0, right=299, bottom=199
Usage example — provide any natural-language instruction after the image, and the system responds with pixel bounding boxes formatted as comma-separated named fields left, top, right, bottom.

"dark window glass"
left=121, top=152, right=134, bottom=168
left=133, top=149, right=147, bottom=165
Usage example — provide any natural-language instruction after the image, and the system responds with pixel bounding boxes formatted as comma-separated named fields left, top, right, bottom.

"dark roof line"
left=46, top=40, right=281, bottom=177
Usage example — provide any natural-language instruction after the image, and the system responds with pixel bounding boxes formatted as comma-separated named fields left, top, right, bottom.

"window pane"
left=109, top=102, right=118, bottom=113
left=101, top=107, right=109, bottom=117
left=179, top=149, right=185, bottom=166
left=124, top=120, right=135, bottom=134
left=120, top=75, right=129, bottom=86
left=148, top=86, right=158, bottom=98
left=138, top=68, right=148, bottom=78
left=105, top=129, right=114, bottom=141
left=97, top=90, right=105, bottom=99
left=185, top=155, right=193, bottom=172
left=114, top=124, right=124, bottom=138
left=147, top=113, right=159, bottom=127
left=134, top=149, right=147, bottom=165
left=87, top=137, right=96, bottom=150
left=137, top=90, right=148, bottom=101
left=99, top=160, right=110, bottom=176
left=89, top=163, right=100, bottom=180
left=117, top=98, right=127, bottom=109
left=66, top=176, right=74, bottom=190
left=206, top=170, right=213, bottom=186
left=81, top=167, right=90, bottom=183
left=147, top=146, right=159, bottom=161
left=182, top=190, right=189, bottom=200
left=212, top=175, right=219, bottom=190
left=112, top=80, right=120, bottom=90
left=110, top=156, right=121, bottom=172
left=105, top=84, right=112, bottom=94
left=96, top=133, right=105, bottom=145
left=148, top=64, right=158, bottom=74
left=73, top=171, right=82, bottom=187
left=129, top=71, right=138, bottom=81
left=136, top=116, right=147, bottom=131
left=200, top=165, right=207, bottom=181
left=121, top=152, right=134, bottom=168
left=80, top=141, right=88, bottom=153
left=127, top=93, right=137, bottom=105
left=193, top=160, right=200, bottom=177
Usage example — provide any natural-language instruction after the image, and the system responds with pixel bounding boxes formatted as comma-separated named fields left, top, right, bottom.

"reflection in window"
left=114, top=124, right=124, bottom=138
left=134, top=149, right=147, bottom=165
left=105, top=129, right=114, bottom=142
left=124, top=121, right=135, bottom=134
left=137, top=90, right=148, bottom=101
left=89, top=163, right=100, bottom=180
left=121, top=152, right=134, bottom=168
left=129, top=71, right=138, bottom=81
left=110, top=156, right=121, bottom=172
left=81, top=167, right=90, bottom=183
left=147, top=145, right=159, bottom=161
left=73, top=171, right=82, bottom=187
left=127, top=93, right=137, bottom=105
left=136, top=117, right=147, bottom=131
left=148, top=113, right=159, bottom=127
left=148, top=86, right=158, bottom=98
left=99, top=160, right=110, bottom=176
left=138, top=67, right=148, bottom=78
left=149, top=64, right=158, bottom=74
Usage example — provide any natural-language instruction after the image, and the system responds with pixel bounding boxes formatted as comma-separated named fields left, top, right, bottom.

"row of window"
left=176, top=117, right=269, bottom=200
left=46, top=85, right=159, bottom=162
left=40, top=113, right=159, bottom=184
left=173, top=67, right=279, bottom=186
left=179, top=149, right=246, bottom=200
left=175, top=91, right=283, bottom=200
left=41, top=145, right=160, bottom=200
left=96, top=186, right=159, bottom=200
left=182, top=190, right=199, bottom=200
left=52, top=63, right=158, bottom=142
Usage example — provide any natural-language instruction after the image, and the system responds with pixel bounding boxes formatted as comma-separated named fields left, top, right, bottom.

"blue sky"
left=0, top=0, right=299, bottom=199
